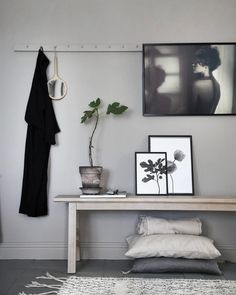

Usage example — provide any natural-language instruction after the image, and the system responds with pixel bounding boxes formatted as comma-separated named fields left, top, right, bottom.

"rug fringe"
left=36, top=272, right=68, bottom=283
left=121, top=269, right=131, bottom=275
left=18, top=273, right=62, bottom=295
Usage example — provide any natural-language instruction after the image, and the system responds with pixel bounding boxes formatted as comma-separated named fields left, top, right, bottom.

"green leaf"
left=89, top=98, right=101, bottom=108
left=86, top=110, right=94, bottom=117
left=110, top=102, right=119, bottom=108
left=81, top=114, right=87, bottom=123
left=80, top=109, right=96, bottom=123
left=106, top=102, right=128, bottom=115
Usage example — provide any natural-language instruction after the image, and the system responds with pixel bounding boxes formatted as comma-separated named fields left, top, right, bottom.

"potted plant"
left=79, top=98, right=128, bottom=194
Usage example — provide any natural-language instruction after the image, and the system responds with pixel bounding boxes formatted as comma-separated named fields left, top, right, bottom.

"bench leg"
left=67, top=203, right=77, bottom=273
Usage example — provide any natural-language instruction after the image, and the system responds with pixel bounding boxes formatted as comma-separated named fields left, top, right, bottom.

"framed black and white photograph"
left=148, top=136, right=194, bottom=195
left=143, top=43, right=236, bottom=116
left=135, top=152, right=168, bottom=196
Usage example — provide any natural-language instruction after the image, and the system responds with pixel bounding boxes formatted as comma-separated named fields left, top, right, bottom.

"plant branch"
left=88, top=109, right=99, bottom=167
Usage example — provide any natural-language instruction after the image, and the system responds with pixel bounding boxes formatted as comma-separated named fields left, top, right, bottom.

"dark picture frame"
left=148, top=136, right=194, bottom=195
left=143, top=43, right=236, bottom=116
left=135, top=152, right=168, bottom=196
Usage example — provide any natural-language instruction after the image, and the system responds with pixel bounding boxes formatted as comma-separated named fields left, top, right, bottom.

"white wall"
left=1, top=0, right=236, bottom=260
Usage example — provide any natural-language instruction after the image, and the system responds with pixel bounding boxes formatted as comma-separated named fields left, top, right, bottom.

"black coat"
left=19, top=48, right=60, bottom=217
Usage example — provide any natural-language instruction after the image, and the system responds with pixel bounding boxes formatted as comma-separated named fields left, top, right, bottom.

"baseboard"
left=1, top=241, right=236, bottom=261
left=0, top=241, right=127, bottom=260
left=217, top=244, right=236, bottom=262
left=0, top=242, right=67, bottom=259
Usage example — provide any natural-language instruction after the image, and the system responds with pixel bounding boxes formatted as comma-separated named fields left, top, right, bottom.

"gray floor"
left=1, top=260, right=236, bottom=295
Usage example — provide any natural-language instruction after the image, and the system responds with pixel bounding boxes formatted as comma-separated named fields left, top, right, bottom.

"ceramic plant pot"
left=79, top=166, right=103, bottom=189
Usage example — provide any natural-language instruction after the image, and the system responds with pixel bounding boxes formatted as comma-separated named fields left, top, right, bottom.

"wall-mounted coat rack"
left=14, top=43, right=143, bottom=52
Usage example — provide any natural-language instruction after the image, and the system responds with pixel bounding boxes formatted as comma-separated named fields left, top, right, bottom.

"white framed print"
left=135, top=152, right=168, bottom=196
left=148, top=135, right=194, bottom=195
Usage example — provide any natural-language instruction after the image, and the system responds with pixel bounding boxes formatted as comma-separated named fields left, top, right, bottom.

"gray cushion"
left=130, top=257, right=222, bottom=274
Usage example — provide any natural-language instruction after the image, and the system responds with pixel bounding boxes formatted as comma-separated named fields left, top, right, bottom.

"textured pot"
left=79, top=166, right=103, bottom=188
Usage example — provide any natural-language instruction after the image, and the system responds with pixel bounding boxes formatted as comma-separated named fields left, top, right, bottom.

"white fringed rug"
left=19, top=272, right=236, bottom=295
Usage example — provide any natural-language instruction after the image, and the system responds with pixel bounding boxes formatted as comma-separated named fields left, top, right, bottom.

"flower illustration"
left=168, top=150, right=185, bottom=193
left=167, top=160, right=177, bottom=174
left=174, top=150, right=185, bottom=161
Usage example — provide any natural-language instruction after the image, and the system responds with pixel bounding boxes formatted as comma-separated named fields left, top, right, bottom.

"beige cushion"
left=125, top=234, right=221, bottom=259
left=137, top=216, right=202, bottom=236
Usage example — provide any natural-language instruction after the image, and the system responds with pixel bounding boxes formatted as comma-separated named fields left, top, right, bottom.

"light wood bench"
left=54, top=195, right=236, bottom=273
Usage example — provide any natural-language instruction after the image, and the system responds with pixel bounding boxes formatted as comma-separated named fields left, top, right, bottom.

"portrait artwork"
left=143, top=43, right=236, bottom=116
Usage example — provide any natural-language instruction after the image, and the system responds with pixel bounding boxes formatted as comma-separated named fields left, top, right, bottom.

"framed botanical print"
left=148, top=135, right=194, bottom=195
left=135, top=152, right=168, bottom=196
